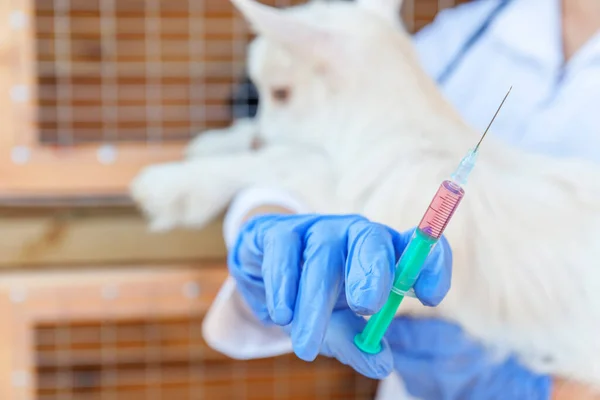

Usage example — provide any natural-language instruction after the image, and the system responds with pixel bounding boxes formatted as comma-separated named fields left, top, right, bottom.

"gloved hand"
left=386, top=316, right=552, bottom=400
left=227, top=213, right=452, bottom=379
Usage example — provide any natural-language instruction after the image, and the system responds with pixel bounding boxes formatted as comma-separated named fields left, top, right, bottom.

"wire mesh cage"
left=1, top=266, right=380, bottom=400
left=0, top=0, right=467, bottom=197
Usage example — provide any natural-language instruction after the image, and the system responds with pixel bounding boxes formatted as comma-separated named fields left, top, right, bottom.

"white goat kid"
left=130, top=0, right=600, bottom=389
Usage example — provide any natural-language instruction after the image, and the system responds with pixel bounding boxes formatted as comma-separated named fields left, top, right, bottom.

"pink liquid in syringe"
left=417, top=180, right=465, bottom=239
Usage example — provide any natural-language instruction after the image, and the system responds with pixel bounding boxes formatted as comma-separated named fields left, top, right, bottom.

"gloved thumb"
left=319, top=309, right=394, bottom=379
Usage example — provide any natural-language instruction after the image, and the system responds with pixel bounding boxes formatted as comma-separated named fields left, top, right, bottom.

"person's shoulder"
left=412, top=0, right=506, bottom=77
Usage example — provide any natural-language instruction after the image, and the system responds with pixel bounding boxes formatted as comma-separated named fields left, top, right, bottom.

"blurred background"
left=0, top=0, right=467, bottom=398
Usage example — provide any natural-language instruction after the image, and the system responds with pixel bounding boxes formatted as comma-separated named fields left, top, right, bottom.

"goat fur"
left=130, top=0, right=600, bottom=388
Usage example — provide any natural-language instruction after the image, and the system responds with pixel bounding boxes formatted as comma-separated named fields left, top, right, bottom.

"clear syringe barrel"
left=354, top=179, right=465, bottom=354
left=417, top=180, right=465, bottom=239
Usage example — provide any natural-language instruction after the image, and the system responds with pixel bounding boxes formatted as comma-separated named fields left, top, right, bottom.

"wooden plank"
left=0, top=290, right=14, bottom=400
left=0, top=142, right=189, bottom=195
left=0, top=208, right=227, bottom=267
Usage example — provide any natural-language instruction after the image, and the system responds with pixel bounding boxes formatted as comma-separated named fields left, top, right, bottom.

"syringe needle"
left=474, top=86, right=512, bottom=152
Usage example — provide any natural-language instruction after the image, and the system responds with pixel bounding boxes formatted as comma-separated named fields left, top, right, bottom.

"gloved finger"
left=227, top=240, right=271, bottom=323
left=231, top=215, right=272, bottom=277
left=345, top=220, right=396, bottom=315
left=413, top=236, right=452, bottom=306
left=320, top=309, right=394, bottom=379
left=386, top=227, right=452, bottom=307
left=291, top=226, right=345, bottom=362
left=262, top=226, right=302, bottom=325
left=229, top=214, right=318, bottom=326
left=233, top=213, right=313, bottom=269
left=227, top=215, right=279, bottom=323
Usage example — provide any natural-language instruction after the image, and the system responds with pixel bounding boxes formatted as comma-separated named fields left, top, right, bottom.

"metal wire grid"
left=6, top=271, right=379, bottom=400
left=20, top=0, right=466, bottom=149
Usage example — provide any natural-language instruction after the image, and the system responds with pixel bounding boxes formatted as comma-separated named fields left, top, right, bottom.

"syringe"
left=354, top=87, right=512, bottom=354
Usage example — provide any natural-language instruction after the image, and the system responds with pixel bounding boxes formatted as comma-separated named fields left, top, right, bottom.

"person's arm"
left=239, top=204, right=294, bottom=222
left=552, top=378, right=600, bottom=399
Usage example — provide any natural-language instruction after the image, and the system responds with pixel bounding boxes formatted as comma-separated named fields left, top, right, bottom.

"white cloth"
left=203, top=0, right=600, bottom=398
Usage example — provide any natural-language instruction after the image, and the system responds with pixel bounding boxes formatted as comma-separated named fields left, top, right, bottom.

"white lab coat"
left=202, top=0, right=600, bottom=398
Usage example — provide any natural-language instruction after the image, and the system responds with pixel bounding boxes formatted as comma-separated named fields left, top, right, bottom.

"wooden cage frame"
left=0, top=265, right=378, bottom=400
left=0, top=0, right=185, bottom=199
left=0, top=265, right=220, bottom=399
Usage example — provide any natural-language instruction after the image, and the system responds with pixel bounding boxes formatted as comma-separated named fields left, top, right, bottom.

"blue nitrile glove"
left=386, top=316, right=553, bottom=400
left=227, top=213, right=452, bottom=379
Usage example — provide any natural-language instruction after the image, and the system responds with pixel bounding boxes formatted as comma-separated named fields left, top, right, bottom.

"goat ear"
left=230, top=0, right=336, bottom=61
left=356, top=0, right=403, bottom=24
